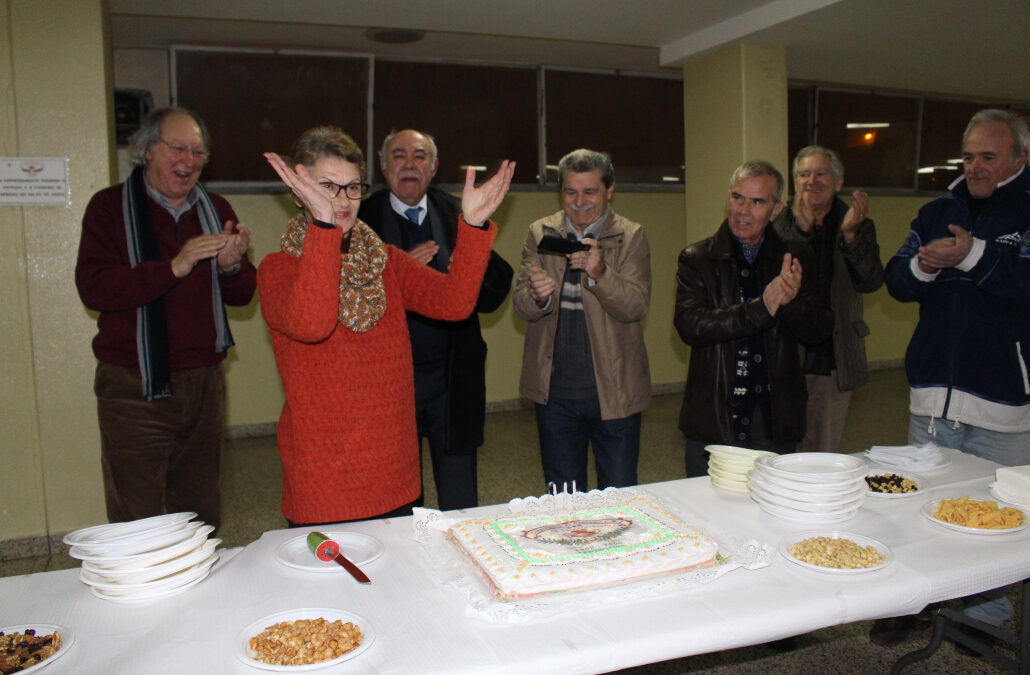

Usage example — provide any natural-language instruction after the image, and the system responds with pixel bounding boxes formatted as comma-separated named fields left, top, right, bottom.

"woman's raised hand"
left=461, top=160, right=516, bottom=227
left=263, top=152, right=334, bottom=224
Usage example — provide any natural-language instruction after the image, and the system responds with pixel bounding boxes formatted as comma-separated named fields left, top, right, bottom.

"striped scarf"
left=122, top=167, right=234, bottom=400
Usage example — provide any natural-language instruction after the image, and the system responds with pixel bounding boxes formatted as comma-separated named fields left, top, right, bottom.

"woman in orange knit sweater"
left=258, top=127, right=514, bottom=526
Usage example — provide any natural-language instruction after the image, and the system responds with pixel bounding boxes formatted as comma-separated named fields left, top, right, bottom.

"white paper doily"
left=412, top=487, right=772, bottom=624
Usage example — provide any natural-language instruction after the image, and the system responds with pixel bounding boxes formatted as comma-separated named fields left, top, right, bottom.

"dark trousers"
left=535, top=393, right=641, bottom=492
left=684, top=403, right=795, bottom=477
left=95, top=362, right=225, bottom=529
left=414, top=365, right=478, bottom=511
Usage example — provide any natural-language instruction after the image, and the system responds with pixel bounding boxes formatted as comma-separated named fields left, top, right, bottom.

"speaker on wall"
left=114, top=88, right=155, bottom=146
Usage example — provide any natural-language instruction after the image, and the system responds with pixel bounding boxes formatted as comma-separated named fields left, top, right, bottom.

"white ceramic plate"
left=710, top=475, right=750, bottom=493
left=90, top=568, right=211, bottom=605
left=81, top=552, right=218, bottom=595
left=779, top=531, right=892, bottom=574
left=81, top=538, right=220, bottom=585
left=707, top=464, right=749, bottom=483
left=705, top=445, right=777, bottom=461
left=68, top=520, right=202, bottom=558
left=275, top=532, right=384, bottom=573
left=752, top=493, right=859, bottom=523
left=235, top=608, right=375, bottom=671
left=708, top=458, right=754, bottom=475
left=865, top=472, right=925, bottom=499
left=989, top=484, right=1030, bottom=510
left=749, top=470, right=867, bottom=503
left=758, top=453, right=867, bottom=482
left=920, top=498, right=1028, bottom=535
left=71, top=525, right=214, bottom=568
left=0, top=624, right=75, bottom=673
left=749, top=481, right=865, bottom=513
left=62, top=512, right=197, bottom=546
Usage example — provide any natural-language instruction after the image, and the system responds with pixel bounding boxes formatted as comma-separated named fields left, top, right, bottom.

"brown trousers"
left=95, top=362, right=225, bottom=529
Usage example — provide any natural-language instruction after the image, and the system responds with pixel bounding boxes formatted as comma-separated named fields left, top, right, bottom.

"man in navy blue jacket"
left=885, top=108, right=1030, bottom=465
left=881, top=108, right=1029, bottom=639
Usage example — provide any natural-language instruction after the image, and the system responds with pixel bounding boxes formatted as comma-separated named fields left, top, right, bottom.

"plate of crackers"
left=920, top=496, right=1028, bottom=535
left=234, top=608, right=375, bottom=671
left=0, top=624, right=73, bottom=673
left=779, top=531, right=892, bottom=574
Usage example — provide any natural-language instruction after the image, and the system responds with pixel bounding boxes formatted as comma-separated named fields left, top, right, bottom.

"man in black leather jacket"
left=675, top=160, right=832, bottom=477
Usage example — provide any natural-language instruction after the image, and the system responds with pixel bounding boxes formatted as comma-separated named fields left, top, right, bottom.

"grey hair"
left=128, top=107, right=210, bottom=168
left=558, top=149, right=614, bottom=189
left=963, top=109, right=1030, bottom=165
left=793, top=145, right=844, bottom=182
left=730, top=160, right=785, bottom=203
left=378, top=129, right=438, bottom=165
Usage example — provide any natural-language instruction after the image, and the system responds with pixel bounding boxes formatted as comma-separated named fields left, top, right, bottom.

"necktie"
left=404, top=206, right=423, bottom=224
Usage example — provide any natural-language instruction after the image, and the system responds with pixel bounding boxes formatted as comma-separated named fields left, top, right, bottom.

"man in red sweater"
left=75, top=108, right=256, bottom=530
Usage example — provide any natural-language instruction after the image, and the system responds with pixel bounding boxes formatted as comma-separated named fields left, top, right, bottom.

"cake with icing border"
left=448, top=493, right=718, bottom=600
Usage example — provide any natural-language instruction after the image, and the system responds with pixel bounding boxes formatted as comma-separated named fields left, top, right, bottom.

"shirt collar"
left=734, top=235, right=765, bottom=265
left=143, top=175, right=200, bottom=222
left=389, top=191, right=429, bottom=224
left=564, top=207, right=610, bottom=241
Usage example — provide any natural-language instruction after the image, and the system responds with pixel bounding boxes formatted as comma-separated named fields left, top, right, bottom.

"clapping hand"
left=461, top=160, right=516, bottom=227
left=841, top=190, right=869, bottom=243
left=917, top=224, right=972, bottom=272
left=763, top=253, right=802, bottom=316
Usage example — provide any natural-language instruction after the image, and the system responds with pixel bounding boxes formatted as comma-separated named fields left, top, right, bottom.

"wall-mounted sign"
left=0, top=157, right=71, bottom=206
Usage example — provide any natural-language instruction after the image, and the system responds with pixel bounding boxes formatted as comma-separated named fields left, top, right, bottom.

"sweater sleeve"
left=393, top=217, right=497, bottom=321
left=75, top=186, right=181, bottom=312
left=258, top=225, right=345, bottom=343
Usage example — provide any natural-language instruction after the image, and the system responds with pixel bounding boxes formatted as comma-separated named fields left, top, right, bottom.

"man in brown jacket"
left=513, top=149, right=651, bottom=492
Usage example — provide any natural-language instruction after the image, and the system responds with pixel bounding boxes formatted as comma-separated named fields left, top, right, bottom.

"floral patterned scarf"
left=280, top=216, right=387, bottom=332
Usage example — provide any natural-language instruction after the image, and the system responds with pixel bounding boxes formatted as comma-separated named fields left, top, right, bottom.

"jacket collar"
left=543, top=208, right=620, bottom=240
left=710, top=219, right=784, bottom=261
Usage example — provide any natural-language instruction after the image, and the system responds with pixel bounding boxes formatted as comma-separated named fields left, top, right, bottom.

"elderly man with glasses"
left=358, top=129, right=513, bottom=511
left=75, top=107, right=255, bottom=531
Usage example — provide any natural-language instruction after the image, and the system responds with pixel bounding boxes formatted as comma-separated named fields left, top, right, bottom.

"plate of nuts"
left=234, top=608, right=374, bottom=671
left=865, top=472, right=923, bottom=498
left=780, top=531, right=892, bottom=574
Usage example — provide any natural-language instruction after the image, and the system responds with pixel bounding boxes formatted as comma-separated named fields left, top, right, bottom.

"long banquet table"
left=2, top=449, right=1028, bottom=674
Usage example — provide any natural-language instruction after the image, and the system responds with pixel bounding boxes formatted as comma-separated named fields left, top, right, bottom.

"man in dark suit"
left=358, top=128, right=513, bottom=510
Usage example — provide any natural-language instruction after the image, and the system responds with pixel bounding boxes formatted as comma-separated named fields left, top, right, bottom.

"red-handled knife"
left=307, top=531, right=371, bottom=584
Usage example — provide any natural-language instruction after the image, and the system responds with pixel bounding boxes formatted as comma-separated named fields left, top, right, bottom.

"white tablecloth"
left=2, top=449, right=1027, bottom=674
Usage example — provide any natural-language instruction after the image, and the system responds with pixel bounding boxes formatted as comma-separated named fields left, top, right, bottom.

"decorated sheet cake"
left=447, top=493, right=718, bottom=600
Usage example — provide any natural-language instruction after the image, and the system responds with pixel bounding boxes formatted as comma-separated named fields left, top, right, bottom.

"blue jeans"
left=535, top=394, right=640, bottom=492
left=908, top=415, right=1030, bottom=466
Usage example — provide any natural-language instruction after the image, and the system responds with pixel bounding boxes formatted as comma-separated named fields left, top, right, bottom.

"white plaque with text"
left=0, top=157, right=71, bottom=206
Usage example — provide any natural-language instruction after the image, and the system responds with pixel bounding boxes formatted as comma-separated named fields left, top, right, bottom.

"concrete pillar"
left=682, top=44, right=788, bottom=246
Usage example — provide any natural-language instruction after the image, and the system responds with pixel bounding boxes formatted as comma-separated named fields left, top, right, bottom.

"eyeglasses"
left=158, top=138, right=209, bottom=161
left=318, top=180, right=370, bottom=200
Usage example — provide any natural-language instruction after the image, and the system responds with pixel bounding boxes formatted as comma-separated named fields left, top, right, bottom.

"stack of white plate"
left=706, top=445, right=777, bottom=493
left=748, top=453, right=868, bottom=523
left=64, top=512, right=220, bottom=604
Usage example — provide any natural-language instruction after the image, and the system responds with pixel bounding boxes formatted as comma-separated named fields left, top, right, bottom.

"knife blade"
left=307, top=531, right=371, bottom=584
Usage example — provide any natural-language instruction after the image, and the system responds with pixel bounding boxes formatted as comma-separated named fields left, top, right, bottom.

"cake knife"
left=306, top=531, right=371, bottom=584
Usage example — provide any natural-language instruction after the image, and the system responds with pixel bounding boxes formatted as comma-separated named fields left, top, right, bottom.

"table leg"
left=892, top=579, right=1028, bottom=674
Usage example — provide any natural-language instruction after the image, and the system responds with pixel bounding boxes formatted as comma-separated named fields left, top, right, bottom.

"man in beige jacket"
left=513, top=149, right=651, bottom=492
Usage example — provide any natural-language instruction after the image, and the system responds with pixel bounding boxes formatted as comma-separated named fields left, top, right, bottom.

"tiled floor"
left=2, top=369, right=1016, bottom=672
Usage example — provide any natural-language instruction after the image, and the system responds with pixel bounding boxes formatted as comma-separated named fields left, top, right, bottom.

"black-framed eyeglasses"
left=318, top=181, right=370, bottom=200
left=158, top=138, right=209, bottom=161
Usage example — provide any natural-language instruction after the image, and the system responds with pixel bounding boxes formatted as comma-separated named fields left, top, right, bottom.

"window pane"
left=372, top=61, right=537, bottom=184
left=545, top=70, right=684, bottom=185
left=918, top=101, right=1030, bottom=191
left=176, top=50, right=369, bottom=182
left=816, top=91, right=919, bottom=189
